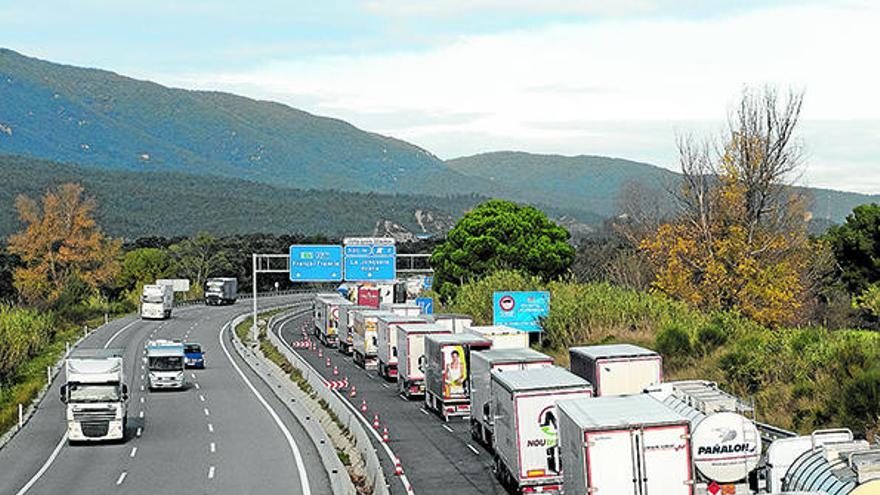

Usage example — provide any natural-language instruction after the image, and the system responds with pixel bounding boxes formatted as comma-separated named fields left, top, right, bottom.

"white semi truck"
left=431, top=314, right=473, bottom=334
left=396, top=323, right=452, bottom=399
left=491, top=367, right=593, bottom=494
left=470, top=348, right=555, bottom=446
left=569, top=344, right=663, bottom=396
left=338, top=305, right=372, bottom=355
left=424, top=333, right=492, bottom=421
left=467, top=325, right=529, bottom=350
left=205, top=277, right=237, bottom=305
left=61, top=349, right=129, bottom=442
left=146, top=340, right=186, bottom=389
left=558, top=394, right=695, bottom=495
left=352, top=310, right=391, bottom=369
left=376, top=313, right=428, bottom=381
left=314, top=293, right=351, bottom=347
left=140, top=283, right=174, bottom=320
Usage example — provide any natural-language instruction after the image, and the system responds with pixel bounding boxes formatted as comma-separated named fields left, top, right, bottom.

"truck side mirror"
left=59, top=384, right=68, bottom=403
left=122, top=384, right=129, bottom=401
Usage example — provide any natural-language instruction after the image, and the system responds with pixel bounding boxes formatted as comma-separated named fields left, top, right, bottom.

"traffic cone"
left=333, top=365, right=339, bottom=376
left=382, top=427, right=389, bottom=443
left=349, top=386, right=357, bottom=398
left=394, top=458, right=404, bottom=475
left=372, top=414, right=380, bottom=429
left=361, top=399, right=368, bottom=413
left=318, top=348, right=323, bottom=358
left=325, top=357, right=331, bottom=367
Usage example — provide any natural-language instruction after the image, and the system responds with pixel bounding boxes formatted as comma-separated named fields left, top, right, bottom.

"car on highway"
left=184, top=342, right=205, bottom=369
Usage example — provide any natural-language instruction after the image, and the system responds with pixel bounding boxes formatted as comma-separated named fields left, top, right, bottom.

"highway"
left=273, top=311, right=510, bottom=495
left=0, top=296, right=331, bottom=495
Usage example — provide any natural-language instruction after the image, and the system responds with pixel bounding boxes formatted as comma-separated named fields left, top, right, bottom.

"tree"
left=168, top=233, right=232, bottom=292
left=117, top=248, right=172, bottom=302
left=6, top=183, right=120, bottom=307
left=641, top=88, right=815, bottom=326
left=825, top=203, right=880, bottom=293
left=430, top=199, right=575, bottom=300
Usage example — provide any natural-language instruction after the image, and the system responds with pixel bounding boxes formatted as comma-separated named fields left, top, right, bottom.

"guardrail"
left=175, top=288, right=316, bottom=307
left=756, top=421, right=797, bottom=442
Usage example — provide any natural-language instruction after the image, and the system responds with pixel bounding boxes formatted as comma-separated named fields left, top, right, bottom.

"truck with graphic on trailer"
left=423, top=332, right=492, bottom=421
left=396, top=323, right=452, bottom=399
left=313, top=293, right=351, bottom=347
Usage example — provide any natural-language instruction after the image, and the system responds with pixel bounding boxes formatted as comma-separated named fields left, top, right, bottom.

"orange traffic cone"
left=382, top=427, right=389, bottom=443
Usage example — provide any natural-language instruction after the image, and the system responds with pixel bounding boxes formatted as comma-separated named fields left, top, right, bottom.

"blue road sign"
left=423, top=276, right=433, bottom=291
left=344, top=244, right=396, bottom=281
left=415, top=297, right=433, bottom=315
left=493, top=291, right=550, bottom=333
left=289, top=245, right=343, bottom=282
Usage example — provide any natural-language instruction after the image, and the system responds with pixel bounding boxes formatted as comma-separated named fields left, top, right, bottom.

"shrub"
left=841, top=366, right=880, bottom=439
left=697, top=316, right=729, bottom=355
left=655, top=323, right=693, bottom=362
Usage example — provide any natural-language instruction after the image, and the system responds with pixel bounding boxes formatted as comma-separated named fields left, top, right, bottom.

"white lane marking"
left=116, top=472, right=127, bottom=485
left=130, top=447, right=138, bottom=458
left=420, top=408, right=430, bottom=416
left=139, top=411, right=144, bottom=419
left=194, top=383, right=200, bottom=390
left=467, top=444, right=480, bottom=455
left=199, top=394, right=205, bottom=402
left=219, top=321, right=312, bottom=495
left=14, top=433, right=67, bottom=495
left=104, top=320, right=138, bottom=349
left=210, top=442, right=216, bottom=453
left=208, top=423, right=214, bottom=433
left=208, top=466, right=215, bottom=480
left=381, top=383, right=390, bottom=389
left=191, top=373, right=196, bottom=379
left=139, top=397, right=144, bottom=404
left=136, top=427, right=142, bottom=437
left=442, top=424, right=453, bottom=433
left=140, top=385, right=144, bottom=392
left=204, top=408, right=210, bottom=417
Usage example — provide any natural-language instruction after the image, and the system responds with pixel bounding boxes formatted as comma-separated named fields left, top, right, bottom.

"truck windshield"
left=142, top=295, right=164, bottom=303
left=149, top=356, right=183, bottom=371
left=68, top=383, right=120, bottom=402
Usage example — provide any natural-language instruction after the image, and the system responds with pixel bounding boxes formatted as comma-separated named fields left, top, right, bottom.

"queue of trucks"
left=311, top=291, right=880, bottom=495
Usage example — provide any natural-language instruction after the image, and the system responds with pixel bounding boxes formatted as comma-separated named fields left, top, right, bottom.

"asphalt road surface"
left=274, top=312, right=511, bottom=495
left=0, top=296, right=331, bottom=495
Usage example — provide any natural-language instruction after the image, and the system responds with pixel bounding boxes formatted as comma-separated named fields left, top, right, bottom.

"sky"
left=2, top=0, right=879, bottom=194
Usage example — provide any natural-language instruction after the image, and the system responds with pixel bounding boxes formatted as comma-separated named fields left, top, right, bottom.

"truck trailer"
left=424, top=333, right=492, bottom=421
left=470, top=348, right=555, bottom=446
left=431, top=313, right=474, bottom=333
left=205, top=277, right=237, bottom=305
left=314, top=293, right=352, bottom=347
left=61, top=349, right=129, bottom=442
left=491, top=367, right=593, bottom=494
left=352, top=310, right=391, bottom=369
left=380, top=302, right=422, bottom=317
left=396, top=323, right=452, bottom=399
left=140, top=284, right=174, bottom=319
left=647, top=380, right=762, bottom=494
left=146, top=340, right=186, bottom=390
left=763, top=428, right=855, bottom=493
left=558, top=394, right=695, bottom=495
left=467, top=325, right=529, bottom=350
left=569, top=344, right=662, bottom=397
left=338, top=305, right=372, bottom=355
left=782, top=440, right=880, bottom=494
left=376, top=313, right=428, bottom=381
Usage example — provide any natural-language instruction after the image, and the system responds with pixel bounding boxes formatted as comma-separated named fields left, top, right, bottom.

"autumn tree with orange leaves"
left=641, top=88, right=818, bottom=326
left=7, top=183, right=120, bottom=307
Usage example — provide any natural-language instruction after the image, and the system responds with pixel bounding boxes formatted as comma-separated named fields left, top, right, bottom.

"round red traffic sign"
left=499, top=295, right=515, bottom=312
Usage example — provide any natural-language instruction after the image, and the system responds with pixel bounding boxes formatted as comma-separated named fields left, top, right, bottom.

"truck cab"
left=205, top=277, right=237, bottom=306
left=146, top=340, right=186, bottom=389
left=141, top=284, right=174, bottom=319
left=61, top=349, right=129, bottom=442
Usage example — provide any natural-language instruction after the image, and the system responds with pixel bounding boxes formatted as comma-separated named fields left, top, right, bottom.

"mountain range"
left=1, top=47, right=877, bottom=239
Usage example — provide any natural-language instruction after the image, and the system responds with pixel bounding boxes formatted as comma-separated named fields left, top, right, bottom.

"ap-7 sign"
left=493, top=291, right=550, bottom=333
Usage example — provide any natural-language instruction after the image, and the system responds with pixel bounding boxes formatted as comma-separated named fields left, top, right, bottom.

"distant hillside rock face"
left=372, top=209, right=457, bottom=242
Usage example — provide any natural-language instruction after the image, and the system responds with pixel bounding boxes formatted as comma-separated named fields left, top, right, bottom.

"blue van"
left=184, top=343, right=205, bottom=369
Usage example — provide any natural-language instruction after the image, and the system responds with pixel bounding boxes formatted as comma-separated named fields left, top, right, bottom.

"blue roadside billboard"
left=492, top=291, right=550, bottom=333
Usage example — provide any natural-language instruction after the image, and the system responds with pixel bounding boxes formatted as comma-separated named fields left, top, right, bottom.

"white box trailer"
left=352, top=310, right=392, bottom=369
left=569, top=344, right=662, bottom=397
left=424, top=333, right=492, bottom=421
left=314, top=294, right=351, bottom=347
left=397, top=323, right=452, bottom=399
left=558, top=394, right=695, bottom=495
left=204, top=277, right=237, bottom=305
left=431, top=314, right=474, bottom=333
left=647, top=381, right=762, bottom=493
left=376, top=314, right=428, bottom=381
left=470, top=348, right=555, bottom=446
left=61, top=349, right=128, bottom=442
left=491, top=367, right=593, bottom=494
left=380, top=302, right=422, bottom=317
left=338, top=305, right=372, bottom=355
left=467, top=325, right=529, bottom=350
left=140, top=284, right=174, bottom=320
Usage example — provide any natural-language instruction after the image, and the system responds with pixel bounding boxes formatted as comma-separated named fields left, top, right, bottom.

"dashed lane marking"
left=208, top=423, right=214, bottom=433
left=130, top=447, right=138, bottom=458
left=208, top=466, right=215, bottom=480
left=467, top=444, right=480, bottom=455
left=116, top=472, right=127, bottom=486
left=210, top=442, right=216, bottom=453
left=442, top=424, right=453, bottom=433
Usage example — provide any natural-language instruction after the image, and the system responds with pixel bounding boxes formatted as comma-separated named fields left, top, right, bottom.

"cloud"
left=158, top=2, right=880, bottom=193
